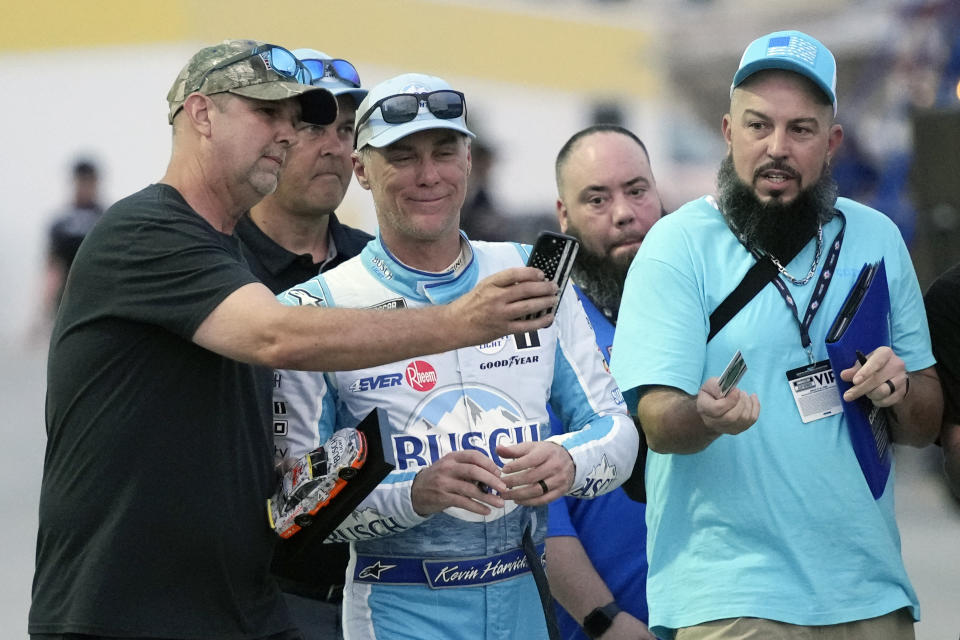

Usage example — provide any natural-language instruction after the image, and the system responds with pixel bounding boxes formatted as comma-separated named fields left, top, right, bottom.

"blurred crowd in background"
left=34, top=1, right=960, bottom=295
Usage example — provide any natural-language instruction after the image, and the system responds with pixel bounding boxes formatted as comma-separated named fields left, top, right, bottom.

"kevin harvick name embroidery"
left=353, top=545, right=544, bottom=588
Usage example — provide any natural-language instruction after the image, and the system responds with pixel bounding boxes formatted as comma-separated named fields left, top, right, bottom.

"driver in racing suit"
left=273, top=72, right=640, bottom=640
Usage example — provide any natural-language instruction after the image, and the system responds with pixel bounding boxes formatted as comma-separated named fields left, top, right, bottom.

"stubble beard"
left=251, top=177, right=278, bottom=198
left=716, top=154, right=838, bottom=260
left=248, top=164, right=281, bottom=198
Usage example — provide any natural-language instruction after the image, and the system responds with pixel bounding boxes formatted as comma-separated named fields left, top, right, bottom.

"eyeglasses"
left=354, top=90, right=466, bottom=145
left=299, top=58, right=361, bottom=88
left=191, top=44, right=312, bottom=94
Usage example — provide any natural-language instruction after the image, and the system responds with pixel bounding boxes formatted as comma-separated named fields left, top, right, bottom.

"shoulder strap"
left=707, top=212, right=833, bottom=342
left=707, top=258, right=778, bottom=342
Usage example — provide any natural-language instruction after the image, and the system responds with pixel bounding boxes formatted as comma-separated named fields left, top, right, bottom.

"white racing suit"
left=274, top=234, right=638, bottom=640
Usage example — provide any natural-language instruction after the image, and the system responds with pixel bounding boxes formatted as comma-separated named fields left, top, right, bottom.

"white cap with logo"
left=354, top=73, right=475, bottom=150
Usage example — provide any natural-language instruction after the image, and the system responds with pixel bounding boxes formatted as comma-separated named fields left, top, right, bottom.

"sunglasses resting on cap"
left=354, top=90, right=466, bottom=147
left=298, top=57, right=361, bottom=88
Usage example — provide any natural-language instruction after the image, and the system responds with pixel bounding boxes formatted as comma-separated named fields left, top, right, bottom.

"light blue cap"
left=292, top=48, right=368, bottom=108
left=355, top=73, right=475, bottom=150
left=731, top=30, right=838, bottom=115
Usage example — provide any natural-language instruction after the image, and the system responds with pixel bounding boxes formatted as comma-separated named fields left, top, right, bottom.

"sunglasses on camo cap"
left=192, top=44, right=312, bottom=94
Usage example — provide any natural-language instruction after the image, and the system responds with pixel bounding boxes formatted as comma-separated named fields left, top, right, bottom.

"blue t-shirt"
left=610, top=196, right=932, bottom=639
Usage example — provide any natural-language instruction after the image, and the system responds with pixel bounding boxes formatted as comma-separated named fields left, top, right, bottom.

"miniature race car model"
left=267, top=427, right=367, bottom=539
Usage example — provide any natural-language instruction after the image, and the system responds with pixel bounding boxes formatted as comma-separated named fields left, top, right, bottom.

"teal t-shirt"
left=610, top=196, right=932, bottom=638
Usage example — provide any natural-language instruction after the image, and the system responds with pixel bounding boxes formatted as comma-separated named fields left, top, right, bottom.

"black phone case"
left=525, top=231, right=579, bottom=319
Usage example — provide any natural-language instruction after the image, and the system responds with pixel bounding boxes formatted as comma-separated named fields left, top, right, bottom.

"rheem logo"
left=405, top=360, right=438, bottom=392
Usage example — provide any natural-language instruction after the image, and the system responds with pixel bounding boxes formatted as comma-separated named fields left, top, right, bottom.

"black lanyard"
left=750, top=213, right=846, bottom=364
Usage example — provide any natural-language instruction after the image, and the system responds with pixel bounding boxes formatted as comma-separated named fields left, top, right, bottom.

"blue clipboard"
left=824, top=259, right=892, bottom=499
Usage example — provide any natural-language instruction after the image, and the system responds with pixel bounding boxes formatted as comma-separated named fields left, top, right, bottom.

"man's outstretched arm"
left=194, top=266, right=557, bottom=371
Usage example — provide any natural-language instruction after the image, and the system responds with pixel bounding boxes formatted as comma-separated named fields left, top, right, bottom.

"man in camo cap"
left=167, top=38, right=337, bottom=126
left=29, top=41, right=560, bottom=640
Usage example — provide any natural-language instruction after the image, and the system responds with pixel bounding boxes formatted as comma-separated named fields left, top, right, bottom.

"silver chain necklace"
left=768, top=223, right=823, bottom=286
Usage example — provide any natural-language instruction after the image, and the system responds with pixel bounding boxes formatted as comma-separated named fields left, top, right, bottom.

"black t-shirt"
left=236, top=211, right=373, bottom=600
left=925, top=262, right=960, bottom=424
left=30, top=184, right=292, bottom=639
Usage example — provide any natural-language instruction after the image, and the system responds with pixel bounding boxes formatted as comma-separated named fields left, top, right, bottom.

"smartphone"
left=524, top=231, right=579, bottom=319
left=718, top=350, right=747, bottom=397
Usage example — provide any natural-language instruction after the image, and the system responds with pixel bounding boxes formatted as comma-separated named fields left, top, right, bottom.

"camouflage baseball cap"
left=166, top=39, right=337, bottom=126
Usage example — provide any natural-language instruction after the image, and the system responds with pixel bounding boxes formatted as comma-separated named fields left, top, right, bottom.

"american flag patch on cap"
left=766, top=35, right=818, bottom=65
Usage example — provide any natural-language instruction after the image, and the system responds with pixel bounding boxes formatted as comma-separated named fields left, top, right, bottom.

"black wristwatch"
left=582, top=601, right=621, bottom=639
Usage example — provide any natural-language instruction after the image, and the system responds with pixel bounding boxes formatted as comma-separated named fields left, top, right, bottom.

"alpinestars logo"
left=405, top=360, right=437, bottom=392
left=358, top=560, right=396, bottom=580
left=287, top=288, right=324, bottom=307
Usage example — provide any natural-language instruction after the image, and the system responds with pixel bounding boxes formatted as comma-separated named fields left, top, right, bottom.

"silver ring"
left=538, top=479, right=548, bottom=495
left=885, top=379, right=896, bottom=395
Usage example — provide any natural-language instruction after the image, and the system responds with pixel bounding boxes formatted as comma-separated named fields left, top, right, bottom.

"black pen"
left=855, top=350, right=868, bottom=366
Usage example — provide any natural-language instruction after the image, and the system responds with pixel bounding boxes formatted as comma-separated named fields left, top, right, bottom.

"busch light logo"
left=476, top=337, right=507, bottom=355
left=393, top=385, right=544, bottom=522
left=405, top=360, right=438, bottom=392
left=328, top=507, right=409, bottom=543
left=401, top=83, right=431, bottom=111
left=371, top=257, right=393, bottom=280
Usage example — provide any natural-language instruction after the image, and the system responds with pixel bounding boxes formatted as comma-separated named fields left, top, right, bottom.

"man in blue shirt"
left=546, top=125, right=664, bottom=640
left=611, top=30, right=942, bottom=640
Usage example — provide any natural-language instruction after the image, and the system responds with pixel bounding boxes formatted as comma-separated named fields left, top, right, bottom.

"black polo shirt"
left=236, top=210, right=373, bottom=602
left=236, top=212, right=373, bottom=293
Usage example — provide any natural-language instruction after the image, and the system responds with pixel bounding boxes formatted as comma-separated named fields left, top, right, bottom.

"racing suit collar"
left=362, top=230, right=479, bottom=304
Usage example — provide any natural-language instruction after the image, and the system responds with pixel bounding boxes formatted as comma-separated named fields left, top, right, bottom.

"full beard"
left=564, top=223, right=632, bottom=318
left=716, top=154, right=838, bottom=261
